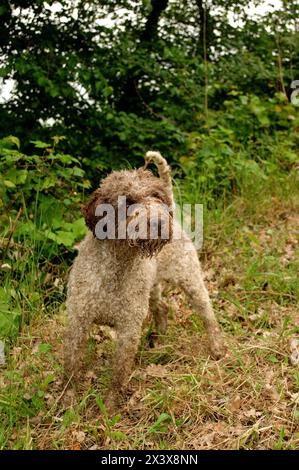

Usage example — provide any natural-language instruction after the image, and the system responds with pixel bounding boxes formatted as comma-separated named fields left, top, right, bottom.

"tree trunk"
left=196, top=0, right=212, bottom=61
left=141, top=0, right=169, bottom=41
left=117, top=0, right=169, bottom=113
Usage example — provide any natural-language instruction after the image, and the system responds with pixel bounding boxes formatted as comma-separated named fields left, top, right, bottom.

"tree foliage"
left=1, top=0, right=298, bottom=175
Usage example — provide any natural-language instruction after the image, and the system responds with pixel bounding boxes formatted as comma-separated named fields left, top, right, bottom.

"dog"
left=64, top=151, right=225, bottom=409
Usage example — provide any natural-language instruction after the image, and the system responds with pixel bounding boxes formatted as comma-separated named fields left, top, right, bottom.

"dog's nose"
left=151, top=220, right=159, bottom=229
left=151, top=219, right=164, bottom=232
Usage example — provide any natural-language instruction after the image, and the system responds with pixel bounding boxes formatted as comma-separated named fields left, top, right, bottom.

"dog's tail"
left=144, top=151, right=174, bottom=207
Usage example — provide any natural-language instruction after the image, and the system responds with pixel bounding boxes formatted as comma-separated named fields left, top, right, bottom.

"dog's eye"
left=126, top=198, right=134, bottom=207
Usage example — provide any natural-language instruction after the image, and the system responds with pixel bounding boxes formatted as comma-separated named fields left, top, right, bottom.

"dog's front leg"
left=105, top=320, right=143, bottom=412
left=64, top=303, right=95, bottom=380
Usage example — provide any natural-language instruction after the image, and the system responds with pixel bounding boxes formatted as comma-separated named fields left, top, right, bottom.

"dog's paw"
left=209, top=337, right=228, bottom=360
left=104, top=392, right=124, bottom=415
left=147, top=331, right=159, bottom=348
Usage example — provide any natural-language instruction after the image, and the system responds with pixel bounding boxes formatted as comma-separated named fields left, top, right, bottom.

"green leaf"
left=17, top=169, right=28, bottom=184
left=72, top=166, right=85, bottom=177
left=4, top=180, right=16, bottom=188
left=55, top=153, right=76, bottom=164
left=30, top=140, right=51, bottom=149
left=52, top=136, right=66, bottom=146
left=53, top=230, right=76, bottom=247
left=41, top=176, right=57, bottom=190
left=148, top=413, right=172, bottom=434
left=268, top=355, right=279, bottom=364
left=69, top=218, right=86, bottom=238
left=62, top=409, right=79, bottom=429
left=6, top=136, right=20, bottom=149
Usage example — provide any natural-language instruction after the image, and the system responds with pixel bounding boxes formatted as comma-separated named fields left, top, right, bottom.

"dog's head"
left=83, top=166, right=173, bottom=257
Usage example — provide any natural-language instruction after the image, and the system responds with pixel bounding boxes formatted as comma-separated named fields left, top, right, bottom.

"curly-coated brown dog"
left=64, top=151, right=225, bottom=410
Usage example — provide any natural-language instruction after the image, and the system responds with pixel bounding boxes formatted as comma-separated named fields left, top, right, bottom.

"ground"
left=1, top=174, right=299, bottom=450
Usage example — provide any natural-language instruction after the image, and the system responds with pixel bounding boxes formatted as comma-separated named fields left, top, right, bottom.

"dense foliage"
left=0, top=136, right=88, bottom=338
left=1, top=0, right=298, bottom=173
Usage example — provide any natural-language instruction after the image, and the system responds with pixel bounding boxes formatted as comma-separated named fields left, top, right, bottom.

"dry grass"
left=1, top=175, right=299, bottom=450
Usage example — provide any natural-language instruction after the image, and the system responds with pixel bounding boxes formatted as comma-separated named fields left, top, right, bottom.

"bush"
left=0, top=136, right=89, bottom=341
left=175, top=93, right=299, bottom=206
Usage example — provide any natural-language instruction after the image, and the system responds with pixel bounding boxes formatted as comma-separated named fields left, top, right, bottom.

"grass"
left=0, top=169, right=299, bottom=449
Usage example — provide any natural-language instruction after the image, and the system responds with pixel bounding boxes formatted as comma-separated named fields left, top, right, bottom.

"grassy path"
left=1, top=173, right=298, bottom=449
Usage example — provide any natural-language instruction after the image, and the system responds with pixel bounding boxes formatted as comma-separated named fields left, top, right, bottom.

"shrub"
left=0, top=136, right=89, bottom=340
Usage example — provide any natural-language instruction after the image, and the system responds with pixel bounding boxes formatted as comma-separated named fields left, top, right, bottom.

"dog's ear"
left=82, top=189, right=102, bottom=234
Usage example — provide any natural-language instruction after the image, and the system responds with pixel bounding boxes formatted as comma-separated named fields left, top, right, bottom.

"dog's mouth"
left=123, top=211, right=172, bottom=256
left=127, top=236, right=170, bottom=257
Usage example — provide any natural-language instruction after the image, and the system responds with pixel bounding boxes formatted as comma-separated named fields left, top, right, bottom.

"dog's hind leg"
left=179, top=275, right=226, bottom=359
left=159, top=240, right=226, bottom=359
left=149, top=283, right=168, bottom=335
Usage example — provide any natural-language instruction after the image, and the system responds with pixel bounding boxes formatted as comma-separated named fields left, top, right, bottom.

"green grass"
left=0, top=168, right=299, bottom=449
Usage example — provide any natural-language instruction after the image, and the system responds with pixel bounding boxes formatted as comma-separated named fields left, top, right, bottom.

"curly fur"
left=64, top=151, right=225, bottom=409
